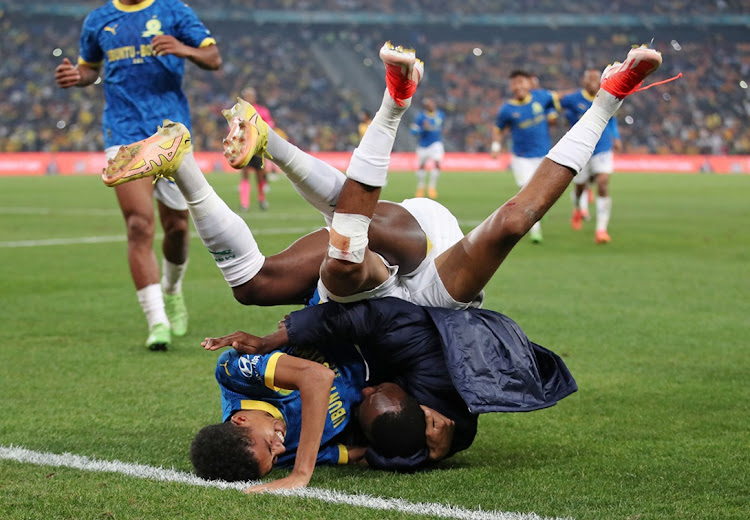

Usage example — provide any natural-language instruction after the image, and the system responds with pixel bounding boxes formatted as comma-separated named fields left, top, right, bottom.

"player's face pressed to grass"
left=231, top=411, right=287, bottom=477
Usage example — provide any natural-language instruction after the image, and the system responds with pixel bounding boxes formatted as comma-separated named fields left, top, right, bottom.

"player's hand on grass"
left=345, top=446, right=368, bottom=465
left=421, top=405, right=455, bottom=462
left=243, top=472, right=311, bottom=494
left=55, top=58, right=81, bottom=88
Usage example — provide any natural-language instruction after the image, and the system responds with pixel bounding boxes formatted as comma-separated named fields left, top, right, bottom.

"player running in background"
left=561, top=68, right=622, bottom=243
left=237, top=87, right=275, bottom=211
left=410, top=97, right=445, bottom=199
left=491, top=70, right=561, bottom=243
left=54, top=0, right=221, bottom=350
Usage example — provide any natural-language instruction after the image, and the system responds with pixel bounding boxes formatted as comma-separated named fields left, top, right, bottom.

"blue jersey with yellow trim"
left=560, top=89, right=620, bottom=155
left=495, top=89, right=559, bottom=158
left=215, top=344, right=367, bottom=468
left=410, top=110, right=445, bottom=148
left=78, top=0, right=215, bottom=147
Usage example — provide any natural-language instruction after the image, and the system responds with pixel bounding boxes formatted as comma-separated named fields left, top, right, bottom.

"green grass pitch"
left=0, top=171, right=748, bottom=519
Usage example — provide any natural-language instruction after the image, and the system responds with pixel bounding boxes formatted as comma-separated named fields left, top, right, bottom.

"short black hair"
left=509, top=70, right=533, bottom=79
left=190, top=422, right=261, bottom=482
left=366, top=393, right=426, bottom=458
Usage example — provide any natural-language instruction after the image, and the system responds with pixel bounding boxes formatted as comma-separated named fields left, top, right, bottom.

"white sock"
left=172, top=151, right=265, bottom=286
left=174, top=152, right=209, bottom=202
left=580, top=189, right=590, bottom=213
left=346, top=89, right=408, bottom=187
left=596, top=196, right=612, bottom=231
left=266, top=129, right=345, bottom=224
left=416, top=169, right=427, bottom=190
left=161, top=258, right=188, bottom=295
left=547, top=91, right=623, bottom=173
left=428, top=168, right=440, bottom=189
left=137, top=283, right=169, bottom=329
left=531, top=221, right=542, bottom=234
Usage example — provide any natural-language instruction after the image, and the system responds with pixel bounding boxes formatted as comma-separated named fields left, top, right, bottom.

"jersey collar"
left=509, top=94, right=532, bottom=105
left=582, top=89, right=597, bottom=102
left=113, top=0, right=156, bottom=12
left=240, top=399, right=285, bottom=421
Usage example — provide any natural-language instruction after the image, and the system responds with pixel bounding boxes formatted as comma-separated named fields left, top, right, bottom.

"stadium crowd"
left=2, top=9, right=749, bottom=155
left=18, top=0, right=748, bottom=14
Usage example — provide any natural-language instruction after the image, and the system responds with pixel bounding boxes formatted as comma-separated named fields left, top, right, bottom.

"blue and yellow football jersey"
left=495, top=89, right=560, bottom=158
left=410, top=109, right=445, bottom=148
left=560, top=89, right=620, bottom=155
left=78, top=0, right=216, bottom=147
left=215, top=344, right=367, bottom=468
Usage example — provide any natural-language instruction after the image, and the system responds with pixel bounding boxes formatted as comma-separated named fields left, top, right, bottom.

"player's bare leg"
left=115, top=178, right=171, bottom=350
left=321, top=42, right=423, bottom=298
left=436, top=45, right=663, bottom=303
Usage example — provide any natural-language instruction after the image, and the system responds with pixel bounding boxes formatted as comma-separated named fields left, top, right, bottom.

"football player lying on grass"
left=191, top=297, right=577, bottom=492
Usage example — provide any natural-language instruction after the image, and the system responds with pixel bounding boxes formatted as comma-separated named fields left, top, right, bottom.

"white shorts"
left=105, top=146, right=188, bottom=211
left=316, top=197, right=484, bottom=310
left=510, top=155, right=544, bottom=188
left=416, top=142, right=445, bottom=167
left=575, top=151, right=614, bottom=185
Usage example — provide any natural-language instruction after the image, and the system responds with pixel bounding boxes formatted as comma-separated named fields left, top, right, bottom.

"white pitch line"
left=0, top=227, right=320, bottom=249
left=0, top=445, right=571, bottom=520
left=0, top=207, right=322, bottom=221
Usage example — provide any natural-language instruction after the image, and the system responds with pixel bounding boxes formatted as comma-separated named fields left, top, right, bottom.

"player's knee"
left=125, top=213, right=155, bottom=242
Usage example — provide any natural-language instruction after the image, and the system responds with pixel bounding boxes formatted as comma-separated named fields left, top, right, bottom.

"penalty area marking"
left=0, top=445, right=571, bottom=520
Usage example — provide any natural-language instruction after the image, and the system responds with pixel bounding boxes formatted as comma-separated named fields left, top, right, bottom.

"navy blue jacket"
left=285, top=298, right=577, bottom=469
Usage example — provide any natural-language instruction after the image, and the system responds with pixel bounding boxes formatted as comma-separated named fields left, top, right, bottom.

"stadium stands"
left=1, top=4, right=748, bottom=154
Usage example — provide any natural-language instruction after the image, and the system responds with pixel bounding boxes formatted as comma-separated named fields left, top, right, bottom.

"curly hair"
left=366, top=392, right=427, bottom=458
left=190, top=422, right=261, bottom=482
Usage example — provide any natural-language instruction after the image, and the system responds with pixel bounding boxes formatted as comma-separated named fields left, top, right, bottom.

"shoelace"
left=636, top=72, right=683, bottom=92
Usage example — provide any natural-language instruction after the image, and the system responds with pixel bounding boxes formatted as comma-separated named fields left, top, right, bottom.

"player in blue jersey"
left=410, top=97, right=445, bottom=199
left=561, top=69, right=623, bottom=244
left=190, top=338, right=372, bottom=490
left=491, top=70, right=561, bottom=243
left=55, top=0, right=221, bottom=350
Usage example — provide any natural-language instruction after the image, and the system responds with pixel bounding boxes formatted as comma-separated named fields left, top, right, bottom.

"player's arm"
left=246, top=353, right=334, bottom=493
left=151, top=35, right=222, bottom=70
left=491, top=125, right=508, bottom=157
left=55, top=58, right=100, bottom=88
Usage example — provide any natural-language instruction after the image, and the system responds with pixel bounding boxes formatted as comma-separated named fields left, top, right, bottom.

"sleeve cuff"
left=78, top=57, right=103, bottom=68
left=337, top=445, right=348, bottom=464
left=199, top=37, right=217, bottom=48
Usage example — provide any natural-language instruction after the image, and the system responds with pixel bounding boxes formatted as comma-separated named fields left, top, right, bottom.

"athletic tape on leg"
left=328, top=212, right=371, bottom=264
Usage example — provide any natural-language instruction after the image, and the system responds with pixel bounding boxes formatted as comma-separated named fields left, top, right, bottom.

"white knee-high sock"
left=547, top=91, right=623, bottom=173
left=137, top=283, right=169, bottom=328
left=173, top=153, right=264, bottom=287
left=596, top=196, right=612, bottom=231
left=266, top=129, right=346, bottom=224
left=347, top=89, right=408, bottom=187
